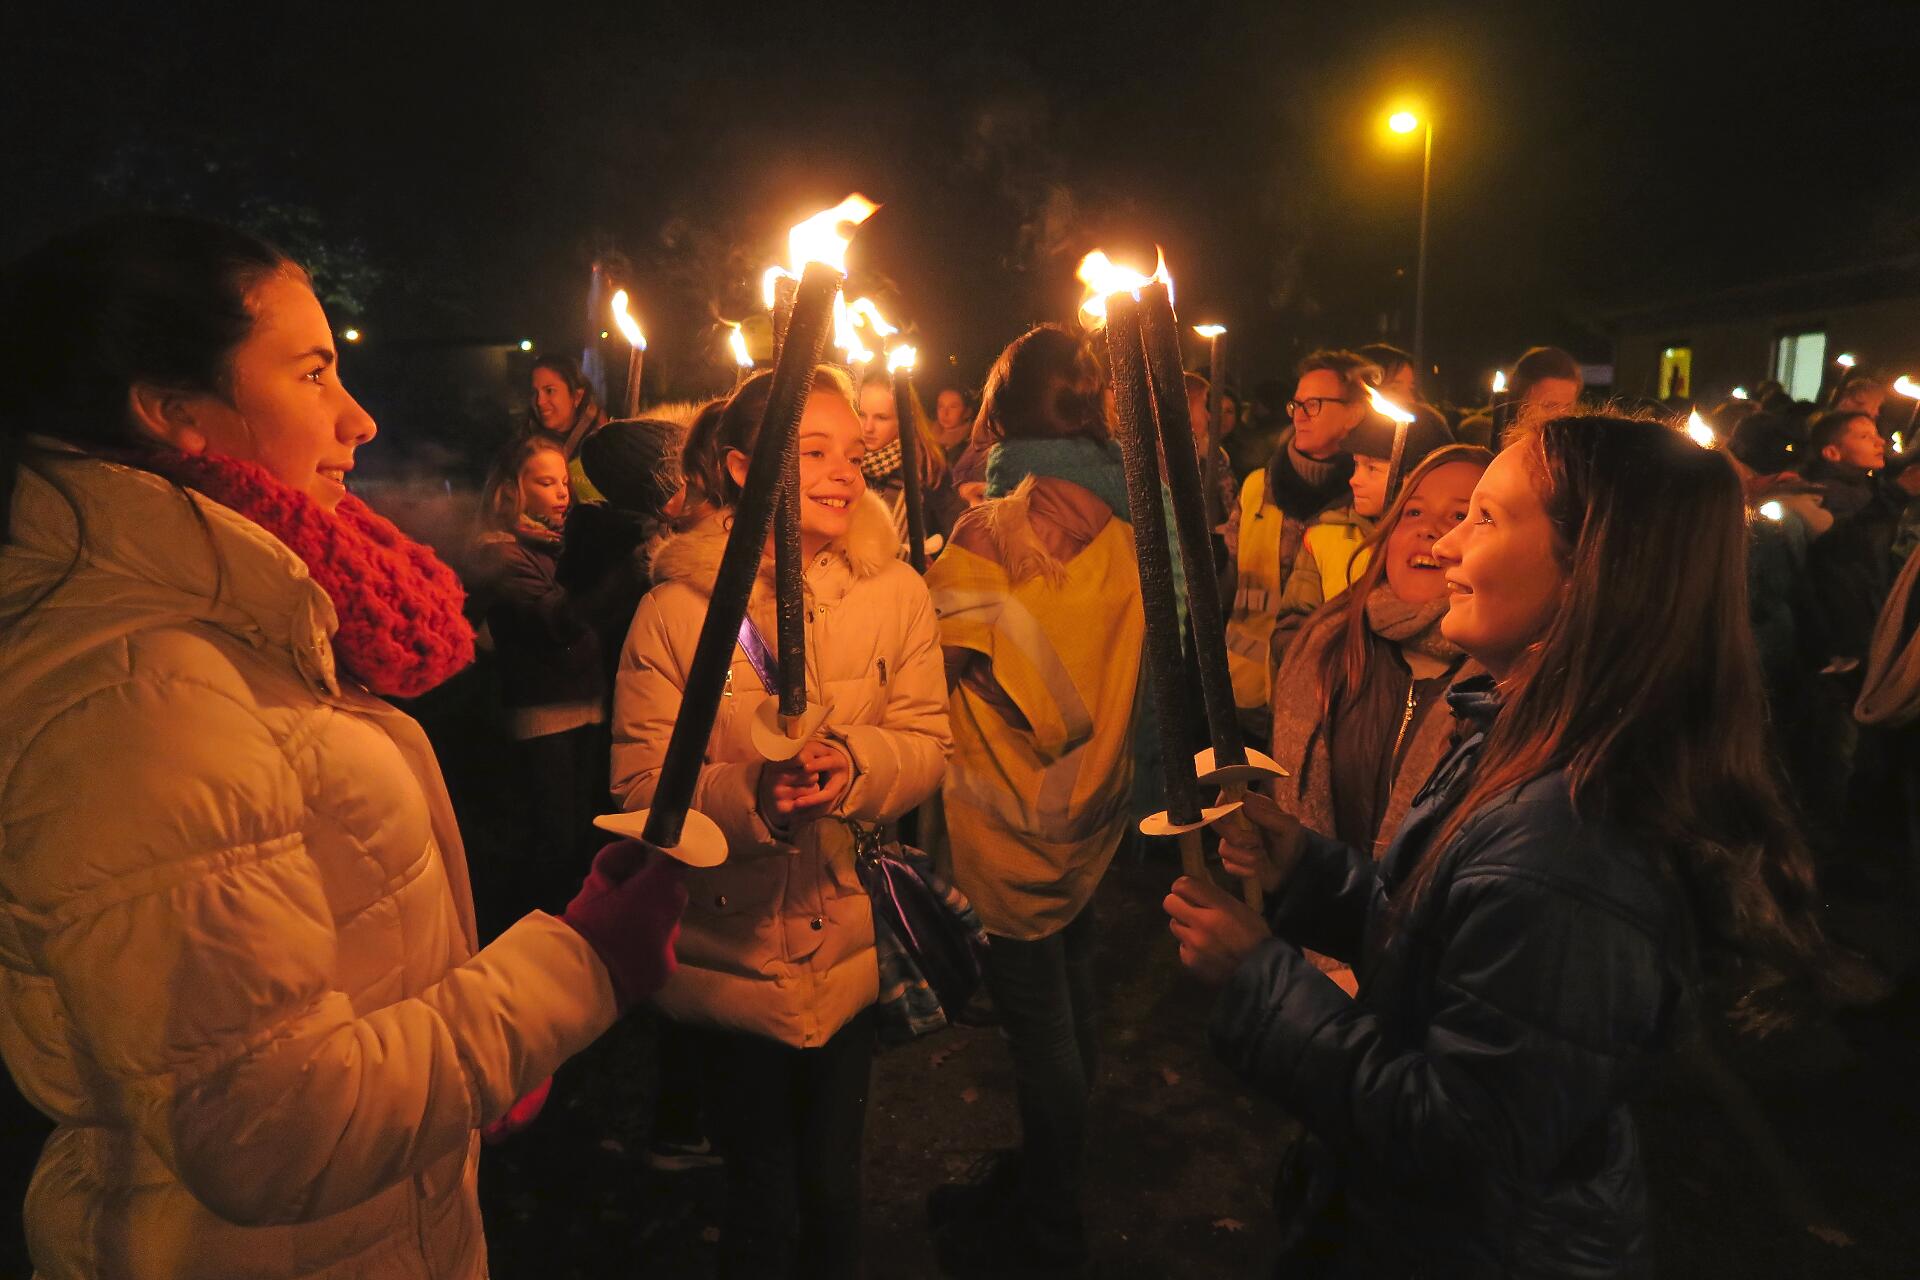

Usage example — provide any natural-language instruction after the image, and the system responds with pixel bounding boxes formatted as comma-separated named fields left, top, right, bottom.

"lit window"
left=1774, top=331, right=1826, bottom=404
left=1658, top=346, right=1692, bottom=399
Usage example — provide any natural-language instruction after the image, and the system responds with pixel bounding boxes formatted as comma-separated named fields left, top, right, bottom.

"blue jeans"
left=983, top=901, right=1100, bottom=1250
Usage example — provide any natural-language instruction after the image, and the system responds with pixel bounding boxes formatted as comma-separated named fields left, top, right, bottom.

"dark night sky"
left=5, top=1, right=1918, bottom=402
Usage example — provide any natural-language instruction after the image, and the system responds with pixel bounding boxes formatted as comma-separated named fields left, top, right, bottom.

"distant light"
left=1684, top=410, right=1715, bottom=448
left=600, top=330, right=610, bottom=339
left=1663, top=348, right=1674, bottom=358
left=1491, top=370, right=1507, bottom=394
left=1193, top=324, right=1227, bottom=338
left=1837, top=353, right=1857, bottom=368
left=1759, top=501, right=1785, bottom=522
left=1894, top=432, right=1906, bottom=454
left=341, top=328, right=361, bottom=343
left=519, top=339, right=533, bottom=352
left=1731, top=386, right=1749, bottom=400
left=1388, top=111, right=1419, bottom=134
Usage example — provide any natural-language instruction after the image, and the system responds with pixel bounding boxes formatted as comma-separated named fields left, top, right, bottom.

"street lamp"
left=1385, top=107, right=1434, bottom=376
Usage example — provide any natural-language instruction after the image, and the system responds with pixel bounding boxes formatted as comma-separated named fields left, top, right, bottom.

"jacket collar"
left=648, top=488, right=899, bottom=600
left=3, top=451, right=341, bottom=694
left=1444, top=671, right=1502, bottom=729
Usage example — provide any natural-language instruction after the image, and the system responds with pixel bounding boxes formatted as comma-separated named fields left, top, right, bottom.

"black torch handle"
left=775, top=463, right=807, bottom=718
left=644, top=262, right=839, bottom=848
left=1106, top=292, right=1204, bottom=826
left=893, top=365, right=929, bottom=572
left=1138, top=282, right=1245, bottom=770
left=1203, top=333, right=1228, bottom=529
left=771, top=275, right=799, bottom=362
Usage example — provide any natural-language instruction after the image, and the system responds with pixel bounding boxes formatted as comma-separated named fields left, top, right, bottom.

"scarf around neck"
left=139, top=450, right=476, bottom=698
left=984, top=437, right=1130, bottom=516
left=861, top=437, right=903, bottom=483
left=1365, top=584, right=1460, bottom=661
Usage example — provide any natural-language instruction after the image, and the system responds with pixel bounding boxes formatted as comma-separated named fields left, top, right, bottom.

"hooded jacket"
left=610, top=491, right=950, bottom=1048
left=0, top=455, right=618, bottom=1280
left=1212, top=677, right=1685, bottom=1277
left=930, top=476, right=1144, bottom=940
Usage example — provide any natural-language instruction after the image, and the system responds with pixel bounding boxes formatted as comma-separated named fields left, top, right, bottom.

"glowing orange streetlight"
left=1382, top=104, right=1434, bottom=375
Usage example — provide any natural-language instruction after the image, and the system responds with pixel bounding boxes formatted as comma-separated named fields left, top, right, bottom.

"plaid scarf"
left=861, top=437, right=903, bottom=483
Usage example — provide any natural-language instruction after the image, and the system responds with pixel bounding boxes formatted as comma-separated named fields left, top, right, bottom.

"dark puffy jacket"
left=1804, top=460, right=1904, bottom=660
left=467, top=529, right=604, bottom=713
left=1211, top=676, right=1686, bottom=1278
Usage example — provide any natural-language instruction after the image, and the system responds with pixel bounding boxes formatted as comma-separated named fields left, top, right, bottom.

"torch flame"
left=1893, top=374, right=1920, bottom=401
left=887, top=344, right=918, bottom=374
left=1685, top=410, right=1715, bottom=448
left=1366, top=384, right=1416, bottom=425
left=611, top=289, right=646, bottom=351
left=1075, top=247, right=1172, bottom=328
left=1759, top=500, right=1785, bottom=522
left=762, top=266, right=795, bottom=310
left=847, top=297, right=898, bottom=338
left=788, top=194, right=879, bottom=277
left=1193, top=324, right=1226, bottom=338
left=1893, top=431, right=1905, bottom=453
left=1836, top=353, right=1857, bottom=369
left=1731, top=386, right=1749, bottom=400
left=725, top=322, right=752, bottom=368
left=1491, top=369, right=1507, bottom=395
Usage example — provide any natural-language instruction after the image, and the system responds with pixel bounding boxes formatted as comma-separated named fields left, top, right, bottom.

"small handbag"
left=846, top=820, right=988, bottom=1044
left=735, top=618, right=988, bottom=1043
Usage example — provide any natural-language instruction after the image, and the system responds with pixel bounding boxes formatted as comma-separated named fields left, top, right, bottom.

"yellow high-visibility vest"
left=1226, top=470, right=1285, bottom=714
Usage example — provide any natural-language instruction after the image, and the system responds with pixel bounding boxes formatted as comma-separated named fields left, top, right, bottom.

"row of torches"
left=597, top=195, right=1425, bottom=908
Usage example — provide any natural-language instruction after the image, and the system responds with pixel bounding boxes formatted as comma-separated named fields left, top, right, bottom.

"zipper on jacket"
left=877, top=658, right=888, bottom=686
left=1390, top=682, right=1418, bottom=767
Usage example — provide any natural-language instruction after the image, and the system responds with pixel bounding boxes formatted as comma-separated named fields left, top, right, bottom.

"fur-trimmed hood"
left=648, top=488, right=901, bottom=595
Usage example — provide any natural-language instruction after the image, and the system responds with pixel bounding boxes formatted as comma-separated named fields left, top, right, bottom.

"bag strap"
left=736, top=616, right=778, bottom=696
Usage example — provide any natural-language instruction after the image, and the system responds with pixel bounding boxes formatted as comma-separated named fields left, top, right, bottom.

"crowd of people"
left=1, top=213, right=1916, bottom=1279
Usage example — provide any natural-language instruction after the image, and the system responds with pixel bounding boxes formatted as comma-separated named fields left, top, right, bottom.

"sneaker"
left=644, top=1136, right=724, bottom=1172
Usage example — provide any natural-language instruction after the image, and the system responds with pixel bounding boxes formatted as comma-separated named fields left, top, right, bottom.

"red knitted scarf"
left=141, top=451, right=475, bottom=698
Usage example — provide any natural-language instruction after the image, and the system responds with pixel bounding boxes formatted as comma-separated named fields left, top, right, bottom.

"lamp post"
left=1387, top=109, right=1433, bottom=376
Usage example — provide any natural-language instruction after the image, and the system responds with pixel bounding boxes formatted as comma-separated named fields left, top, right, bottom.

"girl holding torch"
left=610, top=367, right=949, bottom=1278
left=1167, top=414, right=1841, bottom=1276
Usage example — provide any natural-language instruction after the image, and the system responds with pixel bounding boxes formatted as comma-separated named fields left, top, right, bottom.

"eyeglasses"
left=1286, top=396, right=1353, bottom=419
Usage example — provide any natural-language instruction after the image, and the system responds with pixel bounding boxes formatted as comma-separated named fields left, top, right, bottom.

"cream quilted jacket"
left=0, top=455, right=618, bottom=1279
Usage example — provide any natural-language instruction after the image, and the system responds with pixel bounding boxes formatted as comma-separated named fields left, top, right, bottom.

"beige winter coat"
left=611, top=492, right=950, bottom=1048
left=0, top=455, right=619, bottom=1280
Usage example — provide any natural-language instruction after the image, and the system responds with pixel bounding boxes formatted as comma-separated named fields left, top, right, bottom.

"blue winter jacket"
left=1211, top=676, right=1687, bottom=1278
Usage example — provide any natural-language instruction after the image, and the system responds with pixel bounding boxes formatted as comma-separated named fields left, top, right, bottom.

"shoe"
left=644, top=1136, right=724, bottom=1172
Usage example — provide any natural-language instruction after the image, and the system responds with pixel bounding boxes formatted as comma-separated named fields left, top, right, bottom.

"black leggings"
left=691, top=1009, right=876, bottom=1279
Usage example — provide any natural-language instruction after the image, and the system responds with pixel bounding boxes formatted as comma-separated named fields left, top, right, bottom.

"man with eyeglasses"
left=1223, top=349, right=1376, bottom=743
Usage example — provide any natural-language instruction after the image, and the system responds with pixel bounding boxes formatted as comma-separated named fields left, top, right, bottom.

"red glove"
left=559, top=839, right=687, bottom=1012
left=481, top=1075, right=552, bottom=1145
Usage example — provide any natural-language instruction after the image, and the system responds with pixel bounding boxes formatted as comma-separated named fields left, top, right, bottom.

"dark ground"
left=3, top=666, right=1918, bottom=1276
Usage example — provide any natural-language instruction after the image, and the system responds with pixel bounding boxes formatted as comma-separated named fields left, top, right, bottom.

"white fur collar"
left=649, top=489, right=900, bottom=593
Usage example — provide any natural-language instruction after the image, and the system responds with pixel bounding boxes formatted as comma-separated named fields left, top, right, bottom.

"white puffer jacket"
left=611, top=492, right=950, bottom=1048
left=0, top=455, right=619, bottom=1279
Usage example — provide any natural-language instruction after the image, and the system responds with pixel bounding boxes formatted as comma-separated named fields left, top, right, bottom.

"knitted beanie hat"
left=580, top=418, right=685, bottom=515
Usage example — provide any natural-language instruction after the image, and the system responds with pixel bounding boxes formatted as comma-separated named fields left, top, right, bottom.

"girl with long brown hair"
left=1164, top=415, right=1829, bottom=1276
left=1266, top=445, right=1490, bottom=992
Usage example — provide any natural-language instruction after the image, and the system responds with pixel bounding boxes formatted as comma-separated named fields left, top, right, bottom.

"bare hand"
left=756, top=740, right=855, bottom=831
left=1164, top=875, right=1272, bottom=984
left=1215, top=791, right=1306, bottom=894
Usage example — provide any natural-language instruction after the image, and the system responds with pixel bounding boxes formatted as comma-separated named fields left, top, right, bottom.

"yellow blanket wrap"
left=928, top=521, right=1144, bottom=940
